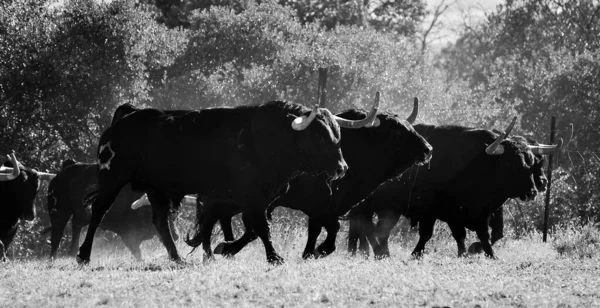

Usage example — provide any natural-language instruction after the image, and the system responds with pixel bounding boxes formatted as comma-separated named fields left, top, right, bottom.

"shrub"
left=552, top=220, right=600, bottom=259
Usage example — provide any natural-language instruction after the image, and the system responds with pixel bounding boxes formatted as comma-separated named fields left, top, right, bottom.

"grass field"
left=1, top=221, right=599, bottom=308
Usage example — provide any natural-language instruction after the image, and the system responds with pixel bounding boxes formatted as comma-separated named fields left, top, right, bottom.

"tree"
left=0, top=0, right=186, bottom=169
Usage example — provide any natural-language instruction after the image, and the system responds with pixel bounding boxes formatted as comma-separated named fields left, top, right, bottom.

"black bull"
left=183, top=101, right=433, bottom=260
left=78, top=98, right=379, bottom=264
left=1, top=152, right=54, bottom=260
left=346, top=121, right=561, bottom=259
left=46, top=161, right=179, bottom=260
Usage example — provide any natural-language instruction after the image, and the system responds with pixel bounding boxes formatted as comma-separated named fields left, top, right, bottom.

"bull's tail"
left=184, top=197, right=205, bottom=250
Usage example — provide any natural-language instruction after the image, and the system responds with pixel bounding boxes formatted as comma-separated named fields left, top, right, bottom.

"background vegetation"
left=1, top=0, right=599, bottom=257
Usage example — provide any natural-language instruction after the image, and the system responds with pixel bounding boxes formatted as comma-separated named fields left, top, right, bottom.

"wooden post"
left=317, top=67, right=327, bottom=107
left=542, top=116, right=556, bottom=242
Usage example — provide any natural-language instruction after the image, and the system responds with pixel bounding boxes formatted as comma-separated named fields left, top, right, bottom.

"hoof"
left=374, top=253, right=389, bottom=260
left=315, top=244, right=334, bottom=258
left=468, top=242, right=484, bottom=255
left=214, top=242, right=227, bottom=255
left=76, top=255, right=89, bottom=265
left=268, top=255, right=284, bottom=265
left=203, top=253, right=215, bottom=264
left=302, top=251, right=316, bottom=260
left=411, top=251, right=424, bottom=260
left=373, top=247, right=390, bottom=259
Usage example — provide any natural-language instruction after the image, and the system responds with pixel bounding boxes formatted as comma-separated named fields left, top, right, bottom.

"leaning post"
left=317, top=67, right=328, bottom=107
left=542, top=116, right=557, bottom=242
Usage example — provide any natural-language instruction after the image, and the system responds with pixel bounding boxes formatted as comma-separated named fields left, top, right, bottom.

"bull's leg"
left=372, top=211, right=401, bottom=259
left=69, top=216, right=86, bottom=257
left=490, top=208, right=504, bottom=245
left=0, top=227, right=17, bottom=261
left=302, top=218, right=322, bottom=259
left=147, top=192, right=180, bottom=262
left=347, top=217, right=362, bottom=256
left=214, top=212, right=257, bottom=257
left=447, top=222, right=467, bottom=257
left=168, top=214, right=179, bottom=242
left=315, top=217, right=340, bottom=258
left=475, top=224, right=495, bottom=259
left=76, top=189, right=121, bottom=264
left=49, top=212, right=71, bottom=259
left=411, top=217, right=436, bottom=258
left=470, top=208, right=505, bottom=254
left=247, top=210, right=283, bottom=265
left=220, top=215, right=235, bottom=242
left=199, top=213, right=220, bottom=262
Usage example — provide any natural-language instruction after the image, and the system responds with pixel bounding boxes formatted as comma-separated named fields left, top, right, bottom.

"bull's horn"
left=334, top=91, right=381, bottom=128
left=0, top=152, right=20, bottom=181
left=37, top=172, right=56, bottom=181
left=486, top=116, right=517, bottom=155
left=0, top=167, right=20, bottom=181
left=406, top=97, right=418, bottom=124
left=529, top=138, right=563, bottom=155
left=131, top=194, right=150, bottom=210
left=291, top=104, right=319, bottom=131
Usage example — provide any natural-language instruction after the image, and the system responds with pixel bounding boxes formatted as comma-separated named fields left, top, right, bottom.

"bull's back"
left=103, top=108, right=253, bottom=197
left=412, top=125, right=496, bottom=185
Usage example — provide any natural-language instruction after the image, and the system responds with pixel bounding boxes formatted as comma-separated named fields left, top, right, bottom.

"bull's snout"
left=415, top=142, right=433, bottom=166
left=423, top=143, right=433, bottom=160
left=335, top=161, right=349, bottom=178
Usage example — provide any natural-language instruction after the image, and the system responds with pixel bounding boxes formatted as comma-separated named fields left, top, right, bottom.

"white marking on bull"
left=97, top=141, right=116, bottom=171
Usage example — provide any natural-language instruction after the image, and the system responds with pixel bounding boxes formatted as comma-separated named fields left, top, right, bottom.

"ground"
left=1, top=224, right=599, bottom=308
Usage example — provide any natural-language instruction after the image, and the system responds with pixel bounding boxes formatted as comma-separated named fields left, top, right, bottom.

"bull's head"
left=341, top=97, right=432, bottom=178
left=379, top=97, right=432, bottom=168
left=485, top=117, right=562, bottom=201
left=485, top=117, right=563, bottom=156
left=290, top=92, right=381, bottom=180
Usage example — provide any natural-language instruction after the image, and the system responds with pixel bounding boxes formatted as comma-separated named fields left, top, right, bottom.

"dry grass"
left=1, top=220, right=599, bottom=308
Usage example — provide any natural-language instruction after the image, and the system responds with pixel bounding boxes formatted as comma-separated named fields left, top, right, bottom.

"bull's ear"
left=484, top=143, right=505, bottom=155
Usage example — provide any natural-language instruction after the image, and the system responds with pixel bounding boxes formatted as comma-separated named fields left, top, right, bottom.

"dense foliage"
left=1, top=0, right=598, bottom=257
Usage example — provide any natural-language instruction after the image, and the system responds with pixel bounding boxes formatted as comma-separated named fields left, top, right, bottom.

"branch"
left=420, top=0, right=457, bottom=52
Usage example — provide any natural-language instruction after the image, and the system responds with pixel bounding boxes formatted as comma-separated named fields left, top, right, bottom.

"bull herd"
left=0, top=92, right=562, bottom=265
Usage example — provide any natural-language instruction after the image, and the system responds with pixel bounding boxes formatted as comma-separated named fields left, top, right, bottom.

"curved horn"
left=406, top=97, right=419, bottom=124
left=0, top=167, right=20, bottom=181
left=529, top=138, right=563, bottom=155
left=486, top=116, right=517, bottom=155
left=132, top=194, right=150, bottom=210
left=334, top=91, right=381, bottom=128
left=0, top=152, right=21, bottom=181
left=291, top=104, right=319, bottom=131
left=37, top=172, right=56, bottom=181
